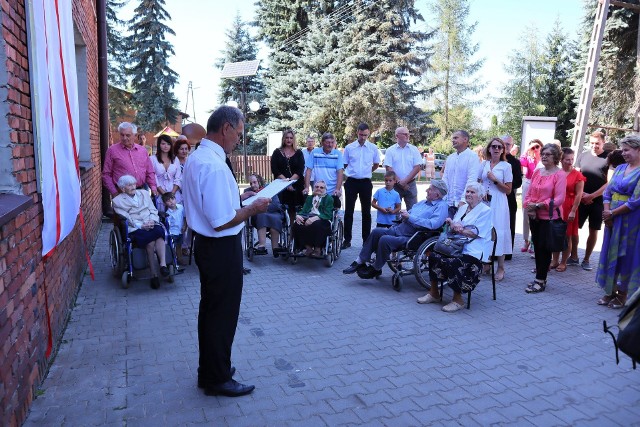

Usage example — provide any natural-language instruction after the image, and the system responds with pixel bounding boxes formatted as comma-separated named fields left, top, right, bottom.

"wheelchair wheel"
left=414, top=237, right=438, bottom=289
left=324, top=252, right=334, bottom=267
left=121, top=271, right=130, bottom=289
left=387, top=254, right=414, bottom=274
left=168, top=265, right=175, bottom=283
left=110, top=227, right=126, bottom=278
left=244, top=226, right=254, bottom=261
left=334, top=221, right=344, bottom=259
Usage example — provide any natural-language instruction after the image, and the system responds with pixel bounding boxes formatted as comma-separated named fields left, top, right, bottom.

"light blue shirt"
left=406, top=197, right=448, bottom=230
left=373, top=188, right=401, bottom=225
left=306, top=148, right=344, bottom=194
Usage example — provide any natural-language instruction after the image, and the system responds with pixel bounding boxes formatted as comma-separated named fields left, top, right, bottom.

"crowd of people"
left=101, top=107, right=640, bottom=398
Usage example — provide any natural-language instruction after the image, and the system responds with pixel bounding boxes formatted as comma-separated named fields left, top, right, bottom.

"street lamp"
left=220, top=59, right=260, bottom=181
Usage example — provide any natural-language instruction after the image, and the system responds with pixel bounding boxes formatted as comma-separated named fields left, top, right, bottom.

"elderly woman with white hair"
left=417, top=182, right=492, bottom=312
left=112, top=175, right=169, bottom=289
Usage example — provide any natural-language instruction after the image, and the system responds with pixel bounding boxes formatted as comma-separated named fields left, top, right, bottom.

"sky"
left=120, top=0, right=587, bottom=129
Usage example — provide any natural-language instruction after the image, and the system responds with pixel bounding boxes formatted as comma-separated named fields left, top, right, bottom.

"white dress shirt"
left=343, top=140, right=380, bottom=179
left=384, top=143, right=422, bottom=180
left=443, top=147, right=480, bottom=206
left=182, top=139, right=243, bottom=237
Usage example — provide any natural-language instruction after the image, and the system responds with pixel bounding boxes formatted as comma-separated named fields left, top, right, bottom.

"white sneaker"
left=417, top=294, right=439, bottom=304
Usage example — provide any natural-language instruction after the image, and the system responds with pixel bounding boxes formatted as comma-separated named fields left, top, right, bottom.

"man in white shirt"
left=384, top=127, right=422, bottom=210
left=442, top=130, right=480, bottom=218
left=342, top=123, right=380, bottom=249
left=302, top=135, right=316, bottom=188
left=183, top=106, right=269, bottom=398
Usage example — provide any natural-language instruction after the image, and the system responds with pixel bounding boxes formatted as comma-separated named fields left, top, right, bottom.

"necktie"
left=225, top=157, right=237, bottom=182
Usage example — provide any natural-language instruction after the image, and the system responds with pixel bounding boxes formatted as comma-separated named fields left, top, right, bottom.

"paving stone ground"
left=24, top=183, right=640, bottom=426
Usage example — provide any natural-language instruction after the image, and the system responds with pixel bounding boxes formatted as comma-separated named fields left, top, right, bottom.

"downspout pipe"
left=97, top=0, right=111, bottom=215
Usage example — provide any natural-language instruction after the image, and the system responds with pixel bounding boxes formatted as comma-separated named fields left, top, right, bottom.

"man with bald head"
left=442, top=130, right=480, bottom=218
left=384, top=127, right=423, bottom=210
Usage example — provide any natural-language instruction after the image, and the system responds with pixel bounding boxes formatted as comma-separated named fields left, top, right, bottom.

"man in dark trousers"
left=342, top=123, right=380, bottom=249
left=182, top=106, right=269, bottom=397
left=502, top=135, right=522, bottom=261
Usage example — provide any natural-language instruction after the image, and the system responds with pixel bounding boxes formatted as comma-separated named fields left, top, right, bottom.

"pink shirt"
left=520, top=155, right=538, bottom=180
left=102, top=142, right=157, bottom=196
left=523, top=168, right=566, bottom=220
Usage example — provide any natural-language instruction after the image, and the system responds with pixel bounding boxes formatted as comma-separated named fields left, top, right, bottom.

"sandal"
left=525, top=280, right=546, bottom=293
left=555, top=264, right=567, bottom=272
left=495, top=269, right=505, bottom=281
left=608, top=295, right=627, bottom=309
left=521, top=241, right=530, bottom=252
left=597, top=294, right=616, bottom=306
left=549, top=263, right=559, bottom=271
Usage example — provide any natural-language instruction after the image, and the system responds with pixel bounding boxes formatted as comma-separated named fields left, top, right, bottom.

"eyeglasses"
left=490, top=145, right=503, bottom=150
left=227, top=122, right=243, bottom=141
left=395, top=133, right=410, bottom=137
left=530, top=145, right=540, bottom=150
left=540, top=152, right=551, bottom=157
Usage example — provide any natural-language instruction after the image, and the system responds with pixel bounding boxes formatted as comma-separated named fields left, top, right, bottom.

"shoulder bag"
left=433, top=225, right=479, bottom=258
left=546, top=200, right=567, bottom=252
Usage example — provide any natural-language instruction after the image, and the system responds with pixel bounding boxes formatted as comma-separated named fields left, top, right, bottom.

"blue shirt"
left=373, top=188, right=401, bottom=225
left=406, top=197, right=448, bottom=230
left=306, top=148, right=344, bottom=194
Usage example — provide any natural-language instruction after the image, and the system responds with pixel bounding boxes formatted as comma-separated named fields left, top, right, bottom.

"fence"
left=229, top=155, right=272, bottom=184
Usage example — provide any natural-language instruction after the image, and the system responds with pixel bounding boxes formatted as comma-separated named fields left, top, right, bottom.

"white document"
left=242, top=178, right=297, bottom=206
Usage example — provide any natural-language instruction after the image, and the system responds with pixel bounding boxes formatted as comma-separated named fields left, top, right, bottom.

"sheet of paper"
left=242, top=178, right=297, bottom=206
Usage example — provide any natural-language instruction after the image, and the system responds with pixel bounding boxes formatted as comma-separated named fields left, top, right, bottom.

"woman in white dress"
left=478, top=137, right=513, bottom=281
left=150, top=134, right=182, bottom=212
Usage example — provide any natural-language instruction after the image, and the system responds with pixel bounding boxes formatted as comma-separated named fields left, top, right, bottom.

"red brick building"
left=0, top=1, right=103, bottom=425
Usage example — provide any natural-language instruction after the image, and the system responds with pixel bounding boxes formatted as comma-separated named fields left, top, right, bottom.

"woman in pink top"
left=523, top=144, right=566, bottom=293
left=520, top=139, right=543, bottom=252
left=150, top=134, right=182, bottom=212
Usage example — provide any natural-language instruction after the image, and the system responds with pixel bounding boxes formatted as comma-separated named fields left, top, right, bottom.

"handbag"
left=433, top=225, right=479, bottom=257
left=546, top=200, right=567, bottom=252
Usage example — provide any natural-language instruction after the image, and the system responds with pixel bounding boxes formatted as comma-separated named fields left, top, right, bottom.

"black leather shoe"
left=357, top=265, right=382, bottom=279
left=343, top=261, right=363, bottom=274
left=204, top=379, right=255, bottom=397
left=198, top=367, right=236, bottom=388
left=160, top=266, right=170, bottom=277
left=341, top=240, right=351, bottom=249
left=150, top=277, right=160, bottom=289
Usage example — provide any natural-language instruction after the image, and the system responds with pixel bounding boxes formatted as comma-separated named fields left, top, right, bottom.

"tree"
left=126, top=0, right=179, bottom=132
left=497, top=25, right=546, bottom=143
left=573, top=0, right=639, bottom=132
left=540, top=21, right=577, bottom=145
left=106, top=0, right=131, bottom=126
left=423, top=0, right=484, bottom=143
left=215, top=13, right=266, bottom=154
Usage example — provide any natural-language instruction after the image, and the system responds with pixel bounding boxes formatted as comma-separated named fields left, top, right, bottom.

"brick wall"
left=0, top=1, right=102, bottom=426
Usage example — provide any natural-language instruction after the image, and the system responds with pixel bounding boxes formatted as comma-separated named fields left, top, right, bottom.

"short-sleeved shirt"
left=182, top=139, right=242, bottom=237
left=373, top=188, right=401, bottom=225
left=306, top=148, right=344, bottom=194
left=576, top=151, right=609, bottom=195
left=384, top=143, right=422, bottom=181
left=343, top=140, right=380, bottom=179
left=302, top=148, right=315, bottom=181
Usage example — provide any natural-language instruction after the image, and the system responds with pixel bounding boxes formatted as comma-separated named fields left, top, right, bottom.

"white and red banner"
left=30, top=0, right=81, bottom=257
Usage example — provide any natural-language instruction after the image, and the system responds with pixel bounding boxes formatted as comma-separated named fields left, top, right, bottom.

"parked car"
left=434, top=153, right=447, bottom=170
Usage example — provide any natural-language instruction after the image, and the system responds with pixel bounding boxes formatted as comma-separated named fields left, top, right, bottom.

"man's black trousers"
left=343, top=177, right=373, bottom=244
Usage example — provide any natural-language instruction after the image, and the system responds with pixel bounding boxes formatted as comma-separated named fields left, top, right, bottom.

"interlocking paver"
left=22, top=183, right=640, bottom=425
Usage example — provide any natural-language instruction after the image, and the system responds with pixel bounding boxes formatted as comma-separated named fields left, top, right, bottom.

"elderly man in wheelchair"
left=342, top=179, right=449, bottom=279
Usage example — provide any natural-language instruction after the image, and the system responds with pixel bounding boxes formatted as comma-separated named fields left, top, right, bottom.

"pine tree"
left=126, top=0, right=179, bottom=132
left=497, top=25, right=546, bottom=143
left=106, top=0, right=131, bottom=126
left=216, top=13, right=266, bottom=154
left=423, top=0, right=484, bottom=142
left=540, top=21, right=577, bottom=145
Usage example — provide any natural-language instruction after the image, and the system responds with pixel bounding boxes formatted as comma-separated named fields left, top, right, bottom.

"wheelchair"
left=109, top=213, right=183, bottom=288
left=385, top=227, right=441, bottom=292
left=244, top=204, right=291, bottom=261
left=288, top=209, right=344, bottom=267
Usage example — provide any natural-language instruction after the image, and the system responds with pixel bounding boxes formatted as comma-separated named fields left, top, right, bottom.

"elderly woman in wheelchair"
left=292, top=180, right=334, bottom=258
left=343, top=180, right=449, bottom=279
left=112, top=175, right=169, bottom=289
left=417, top=182, right=492, bottom=312
left=244, top=174, right=284, bottom=256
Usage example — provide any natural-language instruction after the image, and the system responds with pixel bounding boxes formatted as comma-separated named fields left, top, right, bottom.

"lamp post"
left=220, top=59, right=260, bottom=181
